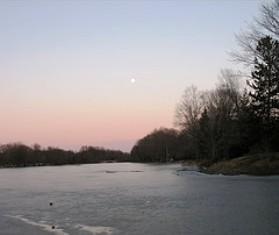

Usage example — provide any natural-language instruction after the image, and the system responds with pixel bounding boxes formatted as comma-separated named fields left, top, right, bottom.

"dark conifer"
left=248, top=36, right=279, bottom=124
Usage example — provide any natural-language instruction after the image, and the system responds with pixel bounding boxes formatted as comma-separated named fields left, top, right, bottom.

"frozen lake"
left=0, top=163, right=278, bottom=235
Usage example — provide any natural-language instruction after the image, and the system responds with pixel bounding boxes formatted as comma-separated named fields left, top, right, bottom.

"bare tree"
left=174, top=86, right=204, bottom=130
left=217, top=69, right=244, bottom=115
left=198, top=70, right=244, bottom=160
left=258, top=0, right=279, bottom=37
left=232, top=0, right=279, bottom=65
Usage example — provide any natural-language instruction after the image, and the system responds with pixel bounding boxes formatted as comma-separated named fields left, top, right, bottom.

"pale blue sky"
left=0, top=0, right=264, bottom=151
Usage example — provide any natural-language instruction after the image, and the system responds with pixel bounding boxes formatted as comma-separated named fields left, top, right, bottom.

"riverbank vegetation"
left=201, top=153, right=279, bottom=176
left=0, top=144, right=129, bottom=168
left=131, top=0, right=279, bottom=174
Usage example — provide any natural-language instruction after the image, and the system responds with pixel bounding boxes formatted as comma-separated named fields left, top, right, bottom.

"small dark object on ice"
left=52, top=225, right=55, bottom=229
left=49, top=202, right=53, bottom=206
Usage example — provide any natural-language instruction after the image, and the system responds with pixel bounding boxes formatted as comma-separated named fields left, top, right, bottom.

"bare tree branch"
left=231, top=0, right=279, bottom=66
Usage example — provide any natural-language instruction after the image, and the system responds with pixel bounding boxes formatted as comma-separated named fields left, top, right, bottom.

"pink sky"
left=0, top=1, right=261, bottom=152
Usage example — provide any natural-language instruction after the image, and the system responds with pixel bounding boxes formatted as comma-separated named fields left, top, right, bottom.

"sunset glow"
left=0, top=0, right=261, bottom=151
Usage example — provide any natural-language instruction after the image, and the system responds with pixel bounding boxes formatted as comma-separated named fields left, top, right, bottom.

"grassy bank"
left=183, top=153, right=279, bottom=176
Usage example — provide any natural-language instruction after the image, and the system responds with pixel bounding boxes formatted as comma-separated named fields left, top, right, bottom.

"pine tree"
left=248, top=36, right=279, bottom=125
left=248, top=36, right=279, bottom=151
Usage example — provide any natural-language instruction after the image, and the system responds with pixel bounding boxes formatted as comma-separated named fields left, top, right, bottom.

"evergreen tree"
left=248, top=36, right=279, bottom=151
left=249, top=36, right=279, bottom=124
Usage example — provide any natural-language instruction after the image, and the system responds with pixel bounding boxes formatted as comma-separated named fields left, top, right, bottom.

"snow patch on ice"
left=75, top=224, right=116, bottom=235
left=6, top=215, right=68, bottom=235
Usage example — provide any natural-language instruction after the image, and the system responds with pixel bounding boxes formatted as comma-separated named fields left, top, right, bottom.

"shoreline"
left=1, top=154, right=279, bottom=176
left=182, top=153, right=279, bottom=176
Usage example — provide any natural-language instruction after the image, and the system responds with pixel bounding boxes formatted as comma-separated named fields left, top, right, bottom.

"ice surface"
left=0, top=163, right=278, bottom=235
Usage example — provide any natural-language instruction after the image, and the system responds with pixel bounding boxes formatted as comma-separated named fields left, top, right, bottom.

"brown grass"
left=202, top=153, right=279, bottom=175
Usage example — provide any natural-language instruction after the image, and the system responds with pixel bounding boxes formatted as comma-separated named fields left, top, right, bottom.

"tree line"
left=0, top=143, right=129, bottom=167
left=131, top=1, right=279, bottom=163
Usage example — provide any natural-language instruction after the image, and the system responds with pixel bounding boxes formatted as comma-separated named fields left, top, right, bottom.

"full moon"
left=130, top=78, right=136, bottom=84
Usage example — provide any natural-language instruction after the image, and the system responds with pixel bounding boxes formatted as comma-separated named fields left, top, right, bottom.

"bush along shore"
left=181, top=153, right=279, bottom=176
